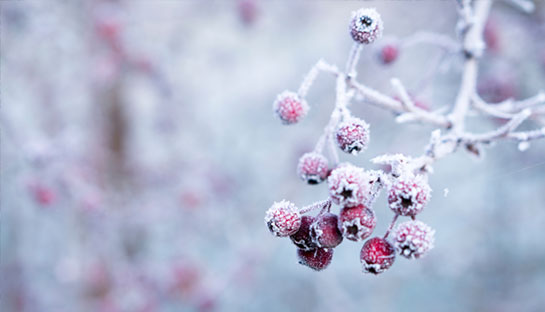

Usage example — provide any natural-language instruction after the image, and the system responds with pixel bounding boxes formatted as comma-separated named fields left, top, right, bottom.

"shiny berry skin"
left=297, top=247, right=333, bottom=271
left=360, top=237, right=396, bottom=274
left=290, top=216, right=317, bottom=251
left=391, top=220, right=435, bottom=259
left=388, top=175, right=431, bottom=217
left=349, top=8, right=383, bottom=45
left=380, top=44, right=399, bottom=65
left=310, top=213, right=343, bottom=248
left=273, top=91, right=309, bottom=125
left=328, top=163, right=368, bottom=207
left=297, top=152, right=329, bottom=185
left=335, top=117, right=370, bottom=155
left=339, top=205, right=376, bottom=242
left=264, top=200, right=301, bottom=237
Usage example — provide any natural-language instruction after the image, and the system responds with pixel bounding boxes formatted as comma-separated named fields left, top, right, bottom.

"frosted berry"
left=297, top=247, right=333, bottom=271
left=265, top=200, right=301, bottom=237
left=290, top=216, right=317, bottom=251
left=310, top=213, right=343, bottom=248
left=335, top=117, right=370, bottom=155
left=273, top=91, right=309, bottom=125
left=380, top=44, right=399, bottom=65
left=328, top=163, right=369, bottom=207
left=391, top=220, right=435, bottom=259
left=349, top=8, right=383, bottom=45
left=339, top=204, right=376, bottom=242
left=297, top=152, right=329, bottom=185
left=388, top=175, right=431, bottom=217
left=360, top=237, right=395, bottom=274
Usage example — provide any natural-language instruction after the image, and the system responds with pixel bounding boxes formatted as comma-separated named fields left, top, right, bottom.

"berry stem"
left=383, top=214, right=399, bottom=239
left=299, top=199, right=332, bottom=215
left=345, top=43, right=362, bottom=79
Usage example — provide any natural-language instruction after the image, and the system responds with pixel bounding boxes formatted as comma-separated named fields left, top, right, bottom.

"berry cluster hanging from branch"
left=266, top=2, right=545, bottom=275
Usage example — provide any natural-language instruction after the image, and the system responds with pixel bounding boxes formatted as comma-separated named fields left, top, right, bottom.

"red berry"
left=388, top=175, right=431, bottom=217
left=380, top=44, right=398, bottom=65
left=29, top=184, right=56, bottom=206
left=265, top=200, right=301, bottom=237
left=297, top=247, right=333, bottom=271
left=392, top=220, right=435, bottom=259
left=360, top=237, right=395, bottom=274
left=349, top=8, right=383, bottom=45
left=339, top=205, right=376, bottom=242
left=328, top=163, right=369, bottom=207
left=297, top=152, right=329, bottom=185
left=310, top=213, right=343, bottom=248
left=273, top=91, right=309, bottom=125
left=290, top=216, right=317, bottom=251
left=336, top=117, right=370, bottom=155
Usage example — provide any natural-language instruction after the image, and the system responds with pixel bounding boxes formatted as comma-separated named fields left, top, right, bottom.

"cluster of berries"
left=266, top=8, right=436, bottom=275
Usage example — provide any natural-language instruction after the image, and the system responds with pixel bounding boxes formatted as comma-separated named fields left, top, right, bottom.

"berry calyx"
left=290, top=215, right=317, bottom=251
left=310, top=212, right=343, bottom=248
left=264, top=200, right=301, bottom=237
left=388, top=174, right=431, bottom=217
left=349, top=8, right=383, bottom=45
left=297, top=247, right=333, bottom=271
left=297, top=152, right=329, bottom=185
left=273, top=91, right=309, bottom=125
left=360, top=237, right=396, bottom=274
left=328, top=163, right=369, bottom=207
left=391, top=220, right=435, bottom=259
left=335, top=117, right=370, bottom=155
left=339, top=204, right=376, bottom=242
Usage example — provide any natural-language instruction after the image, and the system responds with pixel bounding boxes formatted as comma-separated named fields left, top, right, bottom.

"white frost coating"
left=328, top=163, right=370, bottom=207
left=370, top=153, right=413, bottom=177
left=264, top=200, right=301, bottom=237
left=388, top=173, right=431, bottom=216
left=349, top=7, right=383, bottom=44
left=443, top=188, right=449, bottom=197
left=341, top=217, right=373, bottom=241
left=391, top=220, right=435, bottom=259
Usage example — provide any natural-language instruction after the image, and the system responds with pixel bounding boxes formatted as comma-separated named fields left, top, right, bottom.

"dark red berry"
left=360, top=237, right=395, bottom=274
left=310, top=213, right=343, bottom=248
left=297, top=247, right=333, bottom=271
left=290, top=216, right=317, bottom=251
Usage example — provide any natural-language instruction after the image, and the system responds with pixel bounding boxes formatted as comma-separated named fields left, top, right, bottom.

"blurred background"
left=2, top=0, right=545, bottom=311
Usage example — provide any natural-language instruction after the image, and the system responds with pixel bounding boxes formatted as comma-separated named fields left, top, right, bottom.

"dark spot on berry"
left=360, top=16, right=373, bottom=27
left=401, top=197, right=413, bottom=208
left=340, top=188, right=353, bottom=199
left=308, top=178, right=318, bottom=185
left=367, top=266, right=378, bottom=274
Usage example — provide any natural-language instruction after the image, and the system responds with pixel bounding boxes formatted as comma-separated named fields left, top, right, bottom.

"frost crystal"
left=391, top=220, right=435, bottom=259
